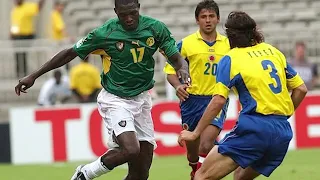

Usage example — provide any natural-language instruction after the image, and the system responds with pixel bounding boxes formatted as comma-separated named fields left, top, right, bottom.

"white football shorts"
left=97, top=89, right=156, bottom=150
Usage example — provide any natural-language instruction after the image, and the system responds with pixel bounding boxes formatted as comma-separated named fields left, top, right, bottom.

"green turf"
left=0, top=149, right=319, bottom=180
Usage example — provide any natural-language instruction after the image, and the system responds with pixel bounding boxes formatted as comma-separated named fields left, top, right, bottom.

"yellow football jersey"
left=11, top=2, right=39, bottom=35
left=163, top=31, right=230, bottom=95
left=213, top=42, right=304, bottom=116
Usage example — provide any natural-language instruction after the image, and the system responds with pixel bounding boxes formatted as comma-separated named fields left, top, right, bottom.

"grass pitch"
left=0, top=149, right=319, bottom=180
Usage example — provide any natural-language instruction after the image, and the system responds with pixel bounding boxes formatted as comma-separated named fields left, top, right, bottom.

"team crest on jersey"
left=146, top=37, right=155, bottom=47
left=118, top=120, right=126, bottom=127
left=115, top=41, right=124, bottom=51
left=208, top=55, right=215, bottom=61
left=182, top=123, right=189, bottom=130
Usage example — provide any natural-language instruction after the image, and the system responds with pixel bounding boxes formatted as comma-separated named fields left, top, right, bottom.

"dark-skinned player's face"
left=196, top=9, right=219, bottom=34
left=15, top=0, right=24, bottom=5
left=114, top=2, right=140, bottom=31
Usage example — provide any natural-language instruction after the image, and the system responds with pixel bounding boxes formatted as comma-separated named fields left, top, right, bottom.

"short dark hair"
left=225, top=11, right=264, bottom=49
left=54, top=1, right=63, bottom=6
left=295, top=41, right=306, bottom=48
left=53, top=69, right=62, bottom=78
left=195, top=0, right=220, bottom=19
left=115, top=0, right=139, bottom=8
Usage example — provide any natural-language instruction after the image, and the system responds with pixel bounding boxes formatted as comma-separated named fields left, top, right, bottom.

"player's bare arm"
left=178, top=95, right=226, bottom=145
left=291, top=83, right=308, bottom=110
left=168, top=53, right=191, bottom=85
left=167, top=74, right=189, bottom=101
left=15, top=47, right=77, bottom=95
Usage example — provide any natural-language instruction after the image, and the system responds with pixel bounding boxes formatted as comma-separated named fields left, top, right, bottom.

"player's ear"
left=137, top=3, right=140, bottom=9
left=196, top=18, right=200, bottom=25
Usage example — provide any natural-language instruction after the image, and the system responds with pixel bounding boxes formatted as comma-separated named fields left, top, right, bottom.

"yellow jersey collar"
left=196, top=30, right=223, bottom=41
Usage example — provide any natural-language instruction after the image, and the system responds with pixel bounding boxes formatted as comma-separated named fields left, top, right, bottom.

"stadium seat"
left=271, top=10, right=293, bottom=23
left=311, top=1, right=320, bottom=8
left=64, top=1, right=88, bottom=16
left=162, top=0, right=183, bottom=7
left=263, top=2, right=285, bottom=10
left=139, top=0, right=159, bottom=8
left=287, top=2, right=308, bottom=9
left=156, top=16, right=178, bottom=27
left=78, top=20, right=103, bottom=35
left=284, top=22, right=307, bottom=32
left=176, top=14, right=197, bottom=26
left=260, top=22, right=283, bottom=35
left=295, top=11, right=317, bottom=21
left=239, top=3, right=261, bottom=12
left=168, top=26, right=188, bottom=40
left=145, top=7, right=167, bottom=16
left=169, top=6, right=192, bottom=14
left=309, top=21, right=320, bottom=31
left=70, top=11, right=96, bottom=25
left=98, top=9, right=117, bottom=22
left=250, top=11, right=270, bottom=24
left=91, top=0, right=113, bottom=12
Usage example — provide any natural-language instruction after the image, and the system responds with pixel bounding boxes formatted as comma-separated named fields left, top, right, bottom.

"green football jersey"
left=73, top=15, right=178, bottom=97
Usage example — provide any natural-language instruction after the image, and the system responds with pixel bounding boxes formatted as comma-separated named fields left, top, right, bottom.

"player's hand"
left=176, top=68, right=191, bottom=86
left=15, top=75, right=36, bottom=96
left=178, top=130, right=198, bottom=147
left=176, top=84, right=189, bottom=101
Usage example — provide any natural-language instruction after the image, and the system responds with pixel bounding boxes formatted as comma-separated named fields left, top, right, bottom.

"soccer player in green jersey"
left=14, top=0, right=190, bottom=179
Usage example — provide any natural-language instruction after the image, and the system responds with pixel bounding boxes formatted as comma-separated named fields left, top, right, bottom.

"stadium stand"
left=0, top=0, right=320, bottom=121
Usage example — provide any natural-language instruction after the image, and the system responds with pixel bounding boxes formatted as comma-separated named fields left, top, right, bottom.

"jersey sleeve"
left=162, top=41, right=186, bottom=75
left=154, top=21, right=179, bottom=58
left=163, top=62, right=176, bottom=75
left=73, top=27, right=106, bottom=60
left=286, top=63, right=305, bottom=90
left=212, top=55, right=232, bottom=99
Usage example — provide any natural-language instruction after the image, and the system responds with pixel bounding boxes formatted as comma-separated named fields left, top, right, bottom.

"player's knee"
left=233, top=167, right=242, bottom=180
left=122, top=144, right=140, bottom=160
left=194, top=168, right=211, bottom=180
left=233, top=167, right=251, bottom=180
left=199, top=141, right=214, bottom=154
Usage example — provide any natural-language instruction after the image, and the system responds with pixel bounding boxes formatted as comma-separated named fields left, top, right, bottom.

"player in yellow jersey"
left=163, top=0, right=230, bottom=179
left=179, top=11, right=308, bottom=180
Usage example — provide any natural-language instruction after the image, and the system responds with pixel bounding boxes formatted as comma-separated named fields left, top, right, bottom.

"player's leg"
left=71, top=131, right=140, bottom=180
left=181, top=95, right=216, bottom=179
left=124, top=141, right=154, bottom=180
left=197, top=98, right=228, bottom=170
left=195, top=145, right=238, bottom=180
left=195, top=113, right=272, bottom=180
left=123, top=91, right=155, bottom=180
left=186, top=137, right=200, bottom=179
left=198, top=125, right=219, bottom=169
left=71, top=90, right=141, bottom=180
left=233, top=167, right=260, bottom=180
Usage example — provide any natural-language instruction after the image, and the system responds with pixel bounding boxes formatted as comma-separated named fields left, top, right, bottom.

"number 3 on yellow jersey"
left=262, top=60, right=282, bottom=94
